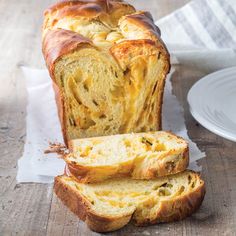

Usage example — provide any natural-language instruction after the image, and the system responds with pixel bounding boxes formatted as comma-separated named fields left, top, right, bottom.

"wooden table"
left=0, top=0, right=236, bottom=235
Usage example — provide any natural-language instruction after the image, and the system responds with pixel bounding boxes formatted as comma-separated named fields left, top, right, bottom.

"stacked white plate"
left=188, top=67, right=236, bottom=142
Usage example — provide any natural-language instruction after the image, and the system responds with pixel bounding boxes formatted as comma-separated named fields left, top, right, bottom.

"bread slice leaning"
left=65, top=131, right=189, bottom=183
left=54, top=170, right=205, bottom=232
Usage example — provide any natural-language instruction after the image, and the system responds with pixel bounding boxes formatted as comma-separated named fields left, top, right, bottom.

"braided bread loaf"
left=42, top=0, right=170, bottom=144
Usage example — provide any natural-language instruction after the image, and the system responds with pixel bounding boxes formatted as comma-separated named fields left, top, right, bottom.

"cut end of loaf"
left=42, top=0, right=170, bottom=144
left=54, top=170, right=205, bottom=232
left=53, top=40, right=168, bottom=142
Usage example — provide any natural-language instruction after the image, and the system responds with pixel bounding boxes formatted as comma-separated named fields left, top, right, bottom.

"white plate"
left=187, top=67, right=236, bottom=142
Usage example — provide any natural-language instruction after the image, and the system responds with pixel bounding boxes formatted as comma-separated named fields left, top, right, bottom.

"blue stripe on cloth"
left=175, top=11, right=206, bottom=47
left=218, top=0, right=236, bottom=26
left=193, top=0, right=235, bottom=48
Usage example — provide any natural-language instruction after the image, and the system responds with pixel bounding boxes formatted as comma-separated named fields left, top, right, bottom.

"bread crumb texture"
left=55, top=170, right=205, bottom=231
left=43, top=0, right=170, bottom=142
left=66, top=131, right=189, bottom=182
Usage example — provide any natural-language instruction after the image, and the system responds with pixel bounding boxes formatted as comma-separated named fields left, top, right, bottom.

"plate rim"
left=187, top=66, right=236, bottom=142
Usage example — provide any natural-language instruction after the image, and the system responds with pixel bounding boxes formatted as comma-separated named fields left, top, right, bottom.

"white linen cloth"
left=17, top=0, right=236, bottom=183
left=156, top=0, right=236, bottom=71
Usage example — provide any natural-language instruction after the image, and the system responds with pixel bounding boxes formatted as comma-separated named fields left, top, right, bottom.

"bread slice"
left=64, top=131, right=189, bottom=183
left=42, top=0, right=170, bottom=145
left=54, top=170, right=205, bottom=232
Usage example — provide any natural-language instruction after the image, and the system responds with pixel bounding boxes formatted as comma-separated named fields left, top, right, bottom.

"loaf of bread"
left=42, top=2, right=205, bottom=233
left=55, top=170, right=205, bottom=232
left=42, top=0, right=170, bottom=144
left=65, top=131, right=189, bottom=183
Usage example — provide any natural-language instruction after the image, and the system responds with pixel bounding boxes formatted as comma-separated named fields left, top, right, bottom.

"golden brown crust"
left=54, top=176, right=90, bottom=221
left=45, top=1, right=108, bottom=18
left=54, top=172, right=205, bottom=232
left=110, top=39, right=159, bottom=69
left=43, top=0, right=135, bottom=31
left=42, top=29, right=93, bottom=80
left=118, top=11, right=170, bottom=69
left=52, top=82, right=68, bottom=145
left=44, top=0, right=134, bottom=17
left=157, top=78, right=165, bottom=129
left=42, top=0, right=170, bottom=80
left=135, top=179, right=205, bottom=225
left=65, top=162, right=129, bottom=183
left=65, top=163, right=97, bottom=183
left=54, top=176, right=133, bottom=232
left=121, top=11, right=161, bottom=38
left=86, top=211, right=132, bottom=232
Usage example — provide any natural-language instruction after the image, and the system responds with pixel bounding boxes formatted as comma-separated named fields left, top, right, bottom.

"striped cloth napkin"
left=156, top=0, right=236, bottom=70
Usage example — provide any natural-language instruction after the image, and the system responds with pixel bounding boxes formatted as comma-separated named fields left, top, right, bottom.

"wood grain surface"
left=0, top=0, right=235, bottom=235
